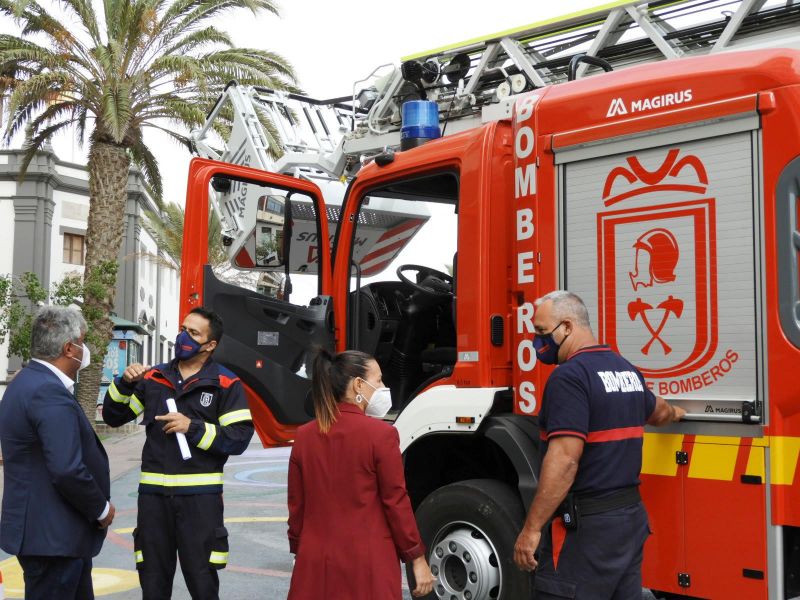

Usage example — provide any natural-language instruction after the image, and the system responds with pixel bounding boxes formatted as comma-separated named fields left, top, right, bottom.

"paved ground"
left=0, top=429, right=417, bottom=599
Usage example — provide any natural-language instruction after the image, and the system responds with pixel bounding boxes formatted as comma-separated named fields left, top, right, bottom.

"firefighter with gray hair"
left=0, top=305, right=113, bottom=600
left=513, top=290, right=684, bottom=599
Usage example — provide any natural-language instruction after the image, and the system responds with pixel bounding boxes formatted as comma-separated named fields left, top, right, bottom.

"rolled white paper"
left=166, top=398, right=192, bottom=460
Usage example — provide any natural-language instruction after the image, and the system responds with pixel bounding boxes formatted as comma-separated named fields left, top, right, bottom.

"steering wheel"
left=396, top=264, right=454, bottom=298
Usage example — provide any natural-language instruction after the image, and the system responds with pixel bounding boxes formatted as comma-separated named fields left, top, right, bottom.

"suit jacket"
left=0, top=361, right=111, bottom=558
left=287, top=403, right=424, bottom=600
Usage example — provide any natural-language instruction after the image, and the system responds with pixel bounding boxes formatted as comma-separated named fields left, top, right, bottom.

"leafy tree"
left=0, top=272, right=83, bottom=362
left=0, top=0, right=296, bottom=420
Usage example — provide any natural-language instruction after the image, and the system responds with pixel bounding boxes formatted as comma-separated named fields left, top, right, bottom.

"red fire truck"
left=181, top=2, right=800, bottom=598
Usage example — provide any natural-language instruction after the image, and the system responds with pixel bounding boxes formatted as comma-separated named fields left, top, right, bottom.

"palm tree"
left=0, top=0, right=296, bottom=419
left=143, top=200, right=227, bottom=268
left=144, top=200, right=284, bottom=292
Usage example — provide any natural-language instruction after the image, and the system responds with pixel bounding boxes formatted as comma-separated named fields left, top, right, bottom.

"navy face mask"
left=175, top=330, right=207, bottom=361
left=533, top=322, right=567, bottom=365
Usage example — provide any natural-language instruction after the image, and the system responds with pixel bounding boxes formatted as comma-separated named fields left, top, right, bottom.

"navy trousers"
left=534, top=501, right=650, bottom=599
left=134, top=493, right=229, bottom=600
left=17, top=555, right=93, bottom=600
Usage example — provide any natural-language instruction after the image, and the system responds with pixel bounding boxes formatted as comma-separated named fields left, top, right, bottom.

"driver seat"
left=420, top=252, right=457, bottom=372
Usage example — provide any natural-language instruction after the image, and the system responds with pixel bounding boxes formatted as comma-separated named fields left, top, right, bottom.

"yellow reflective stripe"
left=129, top=394, right=144, bottom=416
left=209, top=551, right=228, bottom=565
left=693, top=435, right=741, bottom=446
left=745, top=445, right=765, bottom=482
left=139, top=472, right=224, bottom=487
left=640, top=434, right=800, bottom=484
left=641, top=433, right=683, bottom=477
left=109, top=381, right=131, bottom=403
left=771, top=436, right=800, bottom=485
left=135, top=550, right=143, bottom=564
left=197, top=423, right=217, bottom=451
left=219, top=409, right=251, bottom=427
left=109, top=381, right=144, bottom=415
left=687, top=440, right=739, bottom=481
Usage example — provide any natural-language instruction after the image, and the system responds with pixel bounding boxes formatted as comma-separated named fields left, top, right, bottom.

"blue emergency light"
left=401, top=100, right=441, bottom=151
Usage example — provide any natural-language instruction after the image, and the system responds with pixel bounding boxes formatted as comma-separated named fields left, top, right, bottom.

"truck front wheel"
left=411, top=479, right=533, bottom=600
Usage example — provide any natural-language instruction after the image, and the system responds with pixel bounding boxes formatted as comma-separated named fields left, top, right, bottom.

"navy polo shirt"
left=539, top=345, right=657, bottom=495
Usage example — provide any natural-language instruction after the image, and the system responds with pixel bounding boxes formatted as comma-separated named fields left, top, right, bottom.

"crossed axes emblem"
left=627, top=295, right=684, bottom=355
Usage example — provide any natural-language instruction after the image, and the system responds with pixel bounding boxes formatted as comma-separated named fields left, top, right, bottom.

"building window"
left=128, top=340, right=142, bottom=366
left=63, top=233, right=85, bottom=265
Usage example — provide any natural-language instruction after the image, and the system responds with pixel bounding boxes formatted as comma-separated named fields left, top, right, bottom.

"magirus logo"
left=607, top=97, right=628, bottom=117
left=606, top=89, right=693, bottom=118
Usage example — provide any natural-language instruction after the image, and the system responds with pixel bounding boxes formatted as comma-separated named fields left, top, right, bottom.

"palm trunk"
left=76, top=140, right=131, bottom=424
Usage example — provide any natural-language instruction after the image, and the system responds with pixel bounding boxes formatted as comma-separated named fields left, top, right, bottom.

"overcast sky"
left=167, top=0, right=602, bottom=203
left=2, top=1, right=598, bottom=302
left=2, top=0, right=600, bottom=202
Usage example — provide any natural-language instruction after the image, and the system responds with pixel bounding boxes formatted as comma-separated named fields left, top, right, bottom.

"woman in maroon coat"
left=287, top=350, right=435, bottom=599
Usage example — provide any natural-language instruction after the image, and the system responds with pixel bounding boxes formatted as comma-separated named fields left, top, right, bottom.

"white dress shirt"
left=31, top=358, right=110, bottom=522
left=32, top=358, right=75, bottom=393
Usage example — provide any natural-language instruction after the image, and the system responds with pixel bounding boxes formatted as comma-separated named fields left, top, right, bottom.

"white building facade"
left=0, top=147, right=180, bottom=396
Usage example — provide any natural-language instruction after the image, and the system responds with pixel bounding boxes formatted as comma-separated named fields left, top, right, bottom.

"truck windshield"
left=346, top=172, right=459, bottom=407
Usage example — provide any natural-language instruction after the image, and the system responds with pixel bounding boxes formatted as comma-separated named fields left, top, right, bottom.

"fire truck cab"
left=182, top=45, right=800, bottom=600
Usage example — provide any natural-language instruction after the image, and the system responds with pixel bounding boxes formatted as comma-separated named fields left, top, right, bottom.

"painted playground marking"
left=0, top=558, right=139, bottom=598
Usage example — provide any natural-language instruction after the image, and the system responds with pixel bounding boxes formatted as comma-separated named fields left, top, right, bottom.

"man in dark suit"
left=0, top=306, right=114, bottom=600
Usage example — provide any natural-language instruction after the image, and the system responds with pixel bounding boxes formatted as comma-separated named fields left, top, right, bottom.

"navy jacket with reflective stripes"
left=102, top=358, right=254, bottom=495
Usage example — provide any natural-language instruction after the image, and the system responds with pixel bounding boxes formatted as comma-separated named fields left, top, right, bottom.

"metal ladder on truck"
left=191, top=0, right=800, bottom=239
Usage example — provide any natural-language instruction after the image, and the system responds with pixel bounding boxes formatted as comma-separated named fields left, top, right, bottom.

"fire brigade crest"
left=200, top=392, right=214, bottom=407
left=597, top=148, right=718, bottom=378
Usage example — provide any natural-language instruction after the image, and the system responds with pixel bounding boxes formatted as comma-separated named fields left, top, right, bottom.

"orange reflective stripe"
left=144, top=370, right=175, bottom=390
left=219, top=375, right=240, bottom=389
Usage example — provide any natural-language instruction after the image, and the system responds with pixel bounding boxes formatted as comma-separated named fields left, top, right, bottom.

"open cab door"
left=181, top=158, right=334, bottom=446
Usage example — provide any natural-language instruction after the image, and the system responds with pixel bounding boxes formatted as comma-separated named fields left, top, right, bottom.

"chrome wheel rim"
left=429, top=522, right=501, bottom=600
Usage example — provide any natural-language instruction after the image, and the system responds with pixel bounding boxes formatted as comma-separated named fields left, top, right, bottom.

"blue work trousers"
left=534, top=501, right=650, bottom=599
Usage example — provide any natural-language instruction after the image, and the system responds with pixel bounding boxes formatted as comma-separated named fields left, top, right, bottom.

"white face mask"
left=70, top=342, right=91, bottom=371
left=359, top=379, right=393, bottom=418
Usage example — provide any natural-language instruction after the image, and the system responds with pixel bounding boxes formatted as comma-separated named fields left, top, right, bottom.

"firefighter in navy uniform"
left=513, top=291, right=685, bottom=599
left=103, top=307, right=254, bottom=600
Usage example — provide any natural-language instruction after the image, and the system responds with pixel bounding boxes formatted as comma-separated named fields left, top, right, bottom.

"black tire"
left=408, top=479, right=533, bottom=600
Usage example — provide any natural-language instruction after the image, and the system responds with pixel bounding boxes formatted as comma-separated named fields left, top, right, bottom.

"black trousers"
left=17, top=555, right=93, bottom=600
left=534, top=502, right=650, bottom=599
left=134, top=493, right=229, bottom=600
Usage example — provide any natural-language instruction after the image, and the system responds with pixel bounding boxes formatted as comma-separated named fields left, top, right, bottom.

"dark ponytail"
left=311, top=348, right=372, bottom=433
